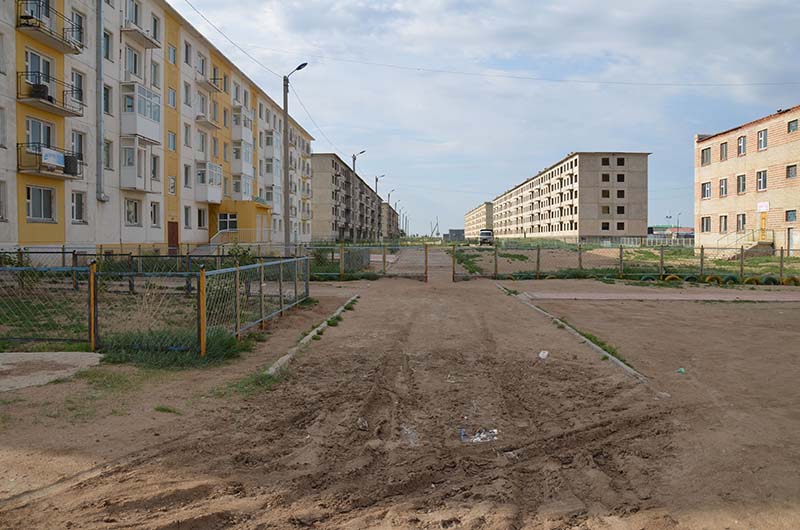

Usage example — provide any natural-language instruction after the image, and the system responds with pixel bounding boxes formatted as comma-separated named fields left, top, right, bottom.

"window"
left=0, top=181, right=6, bottom=220
left=183, top=41, right=192, bottom=65
left=167, top=131, right=176, bottom=151
left=737, top=213, right=746, bottom=231
left=103, top=140, right=113, bottom=169
left=700, top=217, right=711, bottom=233
left=123, top=93, right=134, bottom=112
left=168, top=176, right=176, bottom=194
left=601, top=205, right=610, bottom=215
left=151, top=15, right=160, bottom=42
left=126, top=0, right=140, bottom=25
left=197, top=53, right=206, bottom=75
left=223, top=143, right=229, bottom=161
left=103, top=31, right=112, bottom=60
left=150, top=61, right=160, bottom=88
left=71, top=191, right=86, bottom=223
left=122, top=146, right=135, bottom=167
left=183, top=123, right=191, bottom=147
left=601, top=157, right=610, bottom=166
left=151, top=154, right=160, bottom=181
left=719, top=215, right=728, bottom=233
left=223, top=74, right=229, bottom=92
left=26, top=186, right=54, bottom=221
left=0, top=34, right=5, bottom=75
left=719, top=178, right=728, bottom=197
left=601, top=173, right=610, bottom=182
left=71, top=130, right=85, bottom=162
left=197, top=208, right=207, bottom=229
left=701, top=182, right=711, bottom=199
left=616, top=189, right=625, bottom=199
left=167, top=88, right=176, bottom=107
left=212, top=138, right=218, bottom=157
left=103, top=85, right=112, bottom=114
left=601, top=222, right=610, bottom=231
left=183, top=206, right=191, bottom=228
left=616, top=157, right=625, bottom=166
left=617, top=206, right=625, bottom=214
left=125, top=46, right=140, bottom=77
left=757, top=129, right=768, bottom=150
left=183, top=82, right=191, bottom=106
left=601, top=189, right=610, bottom=198
left=757, top=170, right=767, bottom=191
left=125, top=199, right=142, bottom=226
left=167, top=44, right=176, bottom=64
left=218, top=213, right=238, bottom=231
left=71, top=11, right=85, bottom=45
left=787, top=165, right=797, bottom=179
left=701, top=147, right=711, bottom=166
left=737, top=135, right=746, bottom=156
left=720, top=142, right=728, bottom=161
left=25, top=117, right=54, bottom=149
left=737, top=174, right=746, bottom=193
left=71, top=70, right=85, bottom=103
left=223, top=109, right=229, bottom=127
left=616, top=222, right=625, bottom=230
left=786, top=210, right=797, bottom=223
left=183, top=164, right=192, bottom=187
left=150, top=202, right=160, bottom=227
left=789, top=120, right=799, bottom=133
left=616, top=174, right=625, bottom=183
left=0, top=108, right=5, bottom=148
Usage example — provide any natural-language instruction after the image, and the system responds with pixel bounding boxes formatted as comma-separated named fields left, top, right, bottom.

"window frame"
left=26, top=185, right=55, bottom=222
left=756, top=169, right=767, bottom=191
left=71, top=190, right=87, bottom=223
left=125, top=198, right=142, bottom=226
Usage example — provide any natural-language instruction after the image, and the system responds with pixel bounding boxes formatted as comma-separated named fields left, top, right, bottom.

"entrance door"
left=760, top=213, right=768, bottom=241
left=167, top=221, right=179, bottom=255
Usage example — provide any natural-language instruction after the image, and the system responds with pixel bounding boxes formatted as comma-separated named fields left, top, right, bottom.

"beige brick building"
left=490, top=152, right=649, bottom=240
left=695, top=105, right=800, bottom=253
left=381, top=202, right=400, bottom=239
left=464, top=202, right=493, bottom=239
left=310, top=153, right=381, bottom=241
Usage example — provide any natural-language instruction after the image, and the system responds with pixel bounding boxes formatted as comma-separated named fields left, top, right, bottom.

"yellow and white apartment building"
left=0, top=0, right=313, bottom=252
left=489, top=152, right=649, bottom=240
left=695, top=105, right=800, bottom=253
left=464, top=201, right=492, bottom=239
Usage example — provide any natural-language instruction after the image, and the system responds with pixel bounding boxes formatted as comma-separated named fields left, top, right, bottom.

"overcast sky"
left=170, top=0, right=800, bottom=235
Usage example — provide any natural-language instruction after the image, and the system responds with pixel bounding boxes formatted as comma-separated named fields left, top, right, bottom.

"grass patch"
left=298, top=297, right=320, bottom=308
left=75, top=369, right=137, bottom=392
left=453, top=249, right=484, bottom=274
left=213, top=371, right=280, bottom=398
left=326, top=314, right=343, bottom=327
left=154, top=405, right=181, bottom=415
left=499, top=252, right=529, bottom=262
left=504, top=288, right=520, bottom=295
left=576, top=329, right=630, bottom=367
left=311, top=334, right=322, bottom=341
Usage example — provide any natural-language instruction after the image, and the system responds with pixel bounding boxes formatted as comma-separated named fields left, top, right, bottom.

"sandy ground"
left=1, top=269, right=798, bottom=528
left=466, top=247, right=620, bottom=276
left=0, top=352, right=102, bottom=392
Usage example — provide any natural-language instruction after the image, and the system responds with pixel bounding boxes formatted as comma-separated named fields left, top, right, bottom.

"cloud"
left=170, top=0, right=800, bottom=233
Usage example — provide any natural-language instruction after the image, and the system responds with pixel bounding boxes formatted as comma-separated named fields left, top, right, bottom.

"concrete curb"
left=266, top=294, right=360, bottom=377
left=496, top=284, right=646, bottom=382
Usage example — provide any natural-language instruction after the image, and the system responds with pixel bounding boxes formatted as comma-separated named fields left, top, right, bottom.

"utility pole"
left=282, top=63, right=307, bottom=257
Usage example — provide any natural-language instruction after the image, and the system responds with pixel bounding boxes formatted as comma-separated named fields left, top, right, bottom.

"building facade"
left=380, top=202, right=399, bottom=239
left=492, top=152, right=649, bottom=240
left=464, top=201, right=493, bottom=239
left=0, top=0, right=312, bottom=251
left=310, top=153, right=380, bottom=241
left=695, top=105, right=800, bottom=252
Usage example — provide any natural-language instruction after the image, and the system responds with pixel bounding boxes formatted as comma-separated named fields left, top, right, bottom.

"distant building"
left=448, top=229, right=465, bottom=242
left=695, top=105, right=800, bottom=252
left=464, top=202, right=493, bottom=239
left=381, top=203, right=400, bottom=239
left=648, top=226, right=694, bottom=238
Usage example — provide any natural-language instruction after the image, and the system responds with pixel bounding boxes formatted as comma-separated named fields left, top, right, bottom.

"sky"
left=169, top=0, right=800, bottom=236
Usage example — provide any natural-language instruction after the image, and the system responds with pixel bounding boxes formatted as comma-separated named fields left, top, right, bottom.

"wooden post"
left=578, top=244, right=583, bottom=271
left=234, top=263, right=241, bottom=340
left=618, top=245, right=624, bottom=279
left=424, top=243, right=429, bottom=282
left=339, top=243, right=345, bottom=281
left=88, top=261, right=97, bottom=352
left=779, top=247, right=785, bottom=283
left=216, top=244, right=222, bottom=269
left=198, top=266, right=207, bottom=357
left=699, top=246, right=705, bottom=278
left=536, top=246, right=541, bottom=279
left=739, top=246, right=745, bottom=282
left=137, top=244, right=143, bottom=273
left=61, top=244, right=66, bottom=267
left=382, top=244, right=387, bottom=274
left=452, top=244, right=457, bottom=282
left=493, top=244, right=498, bottom=279
left=659, top=246, right=665, bottom=279
left=128, top=254, right=134, bottom=294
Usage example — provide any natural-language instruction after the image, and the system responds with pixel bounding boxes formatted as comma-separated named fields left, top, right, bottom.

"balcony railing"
left=17, top=143, right=84, bottom=179
left=17, top=71, right=84, bottom=117
left=17, top=0, right=83, bottom=54
left=120, top=18, right=160, bottom=49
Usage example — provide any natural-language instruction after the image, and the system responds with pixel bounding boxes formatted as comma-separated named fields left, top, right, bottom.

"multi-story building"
left=310, top=153, right=380, bottom=241
left=380, top=201, right=399, bottom=240
left=491, top=152, right=649, bottom=240
left=695, top=105, right=800, bottom=252
left=0, top=0, right=312, bottom=251
left=464, top=201, right=493, bottom=239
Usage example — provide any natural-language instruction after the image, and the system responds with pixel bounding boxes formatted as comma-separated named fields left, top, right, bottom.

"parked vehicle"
left=478, top=228, right=494, bottom=246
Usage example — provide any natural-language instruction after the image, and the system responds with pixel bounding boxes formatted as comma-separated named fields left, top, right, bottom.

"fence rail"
left=0, top=258, right=310, bottom=357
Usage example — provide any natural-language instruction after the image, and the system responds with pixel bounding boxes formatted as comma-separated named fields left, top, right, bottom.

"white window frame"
left=700, top=216, right=711, bottom=233
left=26, top=185, right=55, bottom=222
left=150, top=201, right=160, bottom=227
left=183, top=205, right=191, bottom=229
left=0, top=180, right=7, bottom=221
left=757, top=129, right=768, bottom=151
left=701, top=182, right=711, bottom=199
left=197, top=208, right=207, bottom=229
left=71, top=191, right=86, bottom=223
left=719, top=178, right=727, bottom=197
left=757, top=170, right=767, bottom=191
left=125, top=198, right=142, bottom=226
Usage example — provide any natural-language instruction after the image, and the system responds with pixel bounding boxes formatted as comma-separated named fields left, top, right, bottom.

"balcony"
left=16, top=1, right=83, bottom=54
left=231, top=142, right=254, bottom=178
left=232, top=175, right=254, bottom=201
left=17, top=72, right=84, bottom=117
left=120, top=18, right=160, bottom=49
left=17, top=143, right=84, bottom=179
left=232, top=107, right=253, bottom=142
left=301, top=210, right=313, bottom=221
left=195, top=110, right=220, bottom=130
left=195, top=162, right=223, bottom=204
left=120, top=83, right=161, bottom=144
left=195, top=70, right=222, bottom=93
left=195, top=147, right=210, bottom=162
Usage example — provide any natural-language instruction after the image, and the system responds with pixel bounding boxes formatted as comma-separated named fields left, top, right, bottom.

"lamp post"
left=374, top=174, right=385, bottom=241
left=283, top=62, right=308, bottom=257
left=352, top=150, right=365, bottom=173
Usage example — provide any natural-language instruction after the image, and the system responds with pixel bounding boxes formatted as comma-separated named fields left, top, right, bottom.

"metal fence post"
left=305, top=257, right=310, bottom=298
left=16, top=248, right=23, bottom=268
left=294, top=258, right=299, bottom=303
left=699, top=246, right=705, bottom=278
left=536, top=246, right=541, bottom=279
left=339, top=243, right=345, bottom=281
left=279, top=260, right=285, bottom=315
left=618, top=245, right=624, bottom=279
left=61, top=244, right=66, bottom=267
left=216, top=245, right=222, bottom=269
left=72, top=251, right=78, bottom=290
left=424, top=243, right=429, bottom=282
left=128, top=253, right=135, bottom=294
left=198, top=266, right=207, bottom=357
left=493, top=244, right=498, bottom=279
left=88, top=260, right=97, bottom=352
left=739, top=246, right=745, bottom=281
left=259, top=259, right=265, bottom=329
left=659, top=246, right=665, bottom=279
left=780, top=247, right=785, bottom=283
left=382, top=244, right=387, bottom=274
left=578, top=244, right=583, bottom=271
left=234, top=262, right=241, bottom=340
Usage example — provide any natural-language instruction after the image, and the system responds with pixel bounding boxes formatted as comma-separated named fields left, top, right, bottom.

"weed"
left=154, top=405, right=181, bottom=415
left=214, top=371, right=280, bottom=398
left=312, top=335, right=322, bottom=341
left=247, top=331, right=270, bottom=343
left=298, top=297, right=320, bottom=309
left=75, top=369, right=136, bottom=392
left=576, top=329, right=631, bottom=367
left=505, top=288, right=520, bottom=295
left=601, top=355, right=609, bottom=361
left=499, top=253, right=529, bottom=262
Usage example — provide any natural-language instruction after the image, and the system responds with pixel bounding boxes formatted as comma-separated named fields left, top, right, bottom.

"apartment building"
left=380, top=201, right=399, bottom=239
left=0, top=0, right=312, bottom=250
left=464, top=201, right=493, bottom=239
left=310, top=153, right=381, bottom=241
left=492, top=152, right=649, bottom=240
left=695, top=105, right=800, bottom=252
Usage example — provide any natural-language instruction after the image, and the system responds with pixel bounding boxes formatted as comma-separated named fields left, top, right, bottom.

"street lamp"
left=352, top=150, right=365, bottom=173
left=387, top=189, right=395, bottom=205
left=374, top=174, right=385, bottom=241
left=283, top=62, right=308, bottom=257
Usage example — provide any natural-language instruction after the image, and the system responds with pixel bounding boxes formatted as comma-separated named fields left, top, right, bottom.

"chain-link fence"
left=305, top=244, right=427, bottom=280
left=451, top=243, right=800, bottom=284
